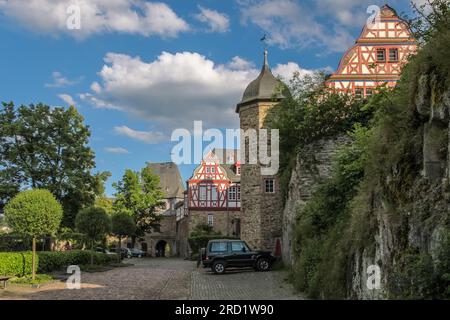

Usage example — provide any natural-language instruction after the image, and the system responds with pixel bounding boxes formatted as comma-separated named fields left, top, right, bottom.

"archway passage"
left=155, top=240, right=167, bottom=257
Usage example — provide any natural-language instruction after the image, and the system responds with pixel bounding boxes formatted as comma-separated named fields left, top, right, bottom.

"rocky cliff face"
left=282, top=135, right=349, bottom=266
left=283, top=73, right=450, bottom=299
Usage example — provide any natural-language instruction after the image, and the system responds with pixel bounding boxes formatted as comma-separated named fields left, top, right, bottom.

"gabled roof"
left=147, top=162, right=185, bottom=199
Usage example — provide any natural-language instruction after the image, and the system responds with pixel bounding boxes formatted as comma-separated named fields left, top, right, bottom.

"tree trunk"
left=32, top=237, right=36, bottom=281
left=131, top=235, right=136, bottom=248
left=91, top=240, right=94, bottom=266
left=118, top=236, right=122, bottom=262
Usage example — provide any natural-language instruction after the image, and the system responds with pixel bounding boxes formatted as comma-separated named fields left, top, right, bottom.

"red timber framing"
left=326, top=5, right=417, bottom=97
left=187, top=150, right=240, bottom=211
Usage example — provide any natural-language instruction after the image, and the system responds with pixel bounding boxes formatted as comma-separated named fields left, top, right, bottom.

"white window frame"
left=228, top=186, right=237, bottom=200
left=207, top=214, right=214, bottom=227
left=264, top=179, right=275, bottom=193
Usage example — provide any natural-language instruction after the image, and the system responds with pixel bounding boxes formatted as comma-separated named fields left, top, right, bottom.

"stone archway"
left=155, top=240, right=167, bottom=257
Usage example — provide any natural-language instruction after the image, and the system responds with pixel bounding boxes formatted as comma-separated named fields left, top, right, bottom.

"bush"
left=188, top=235, right=238, bottom=254
left=0, top=251, right=35, bottom=276
left=37, top=250, right=117, bottom=273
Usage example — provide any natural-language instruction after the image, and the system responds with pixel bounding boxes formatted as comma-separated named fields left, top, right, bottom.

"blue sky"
left=0, top=0, right=419, bottom=196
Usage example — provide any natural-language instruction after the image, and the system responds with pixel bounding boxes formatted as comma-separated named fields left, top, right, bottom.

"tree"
left=0, top=102, right=107, bottom=228
left=4, top=189, right=63, bottom=280
left=111, top=211, right=135, bottom=259
left=113, top=166, right=164, bottom=247
left=75, top=207, right=111, bottom=265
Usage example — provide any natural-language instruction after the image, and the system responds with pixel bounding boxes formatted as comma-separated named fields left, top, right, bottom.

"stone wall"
left=143, top=214, right=177, bottom=257
left=176, top=216, right=190, bottom=258
left=282, top=135, right=350, bottom=266
left=187, top=210, right=241, bottom=237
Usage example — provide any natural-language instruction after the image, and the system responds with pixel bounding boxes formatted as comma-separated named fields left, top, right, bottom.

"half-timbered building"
left=326, top=5, right=417, bottom=97
left=185, top=149, right=241, bottom=238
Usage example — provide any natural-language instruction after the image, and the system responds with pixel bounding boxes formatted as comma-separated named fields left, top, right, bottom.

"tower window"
left=264, top=178, right=275, bottom=193
left=389, top=48, right=398, bottom=62
left=207, top=214, right=214, bottom=227
left=376, top=49, right=386, bottom=62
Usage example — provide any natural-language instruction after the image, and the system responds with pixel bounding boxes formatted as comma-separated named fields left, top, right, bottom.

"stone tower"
left=236, top=50, right=287, bottom=252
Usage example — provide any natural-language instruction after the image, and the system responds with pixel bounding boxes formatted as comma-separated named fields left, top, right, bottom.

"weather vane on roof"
left=260, top=34, right=268, bottom=49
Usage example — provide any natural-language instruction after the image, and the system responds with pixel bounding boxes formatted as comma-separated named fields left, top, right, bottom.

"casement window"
left=264, top=178, right=275, bottom=193
left=389, top=48, right=399, bottom=62
left=236, top=186, right=241, bottom=200
left=199, top=186, right=207, bottom=201
left=377, top=48, right=386, bottom=62
left=228, top=186, right=237, bottom=201
left=366, top=88, right=373, bottom=98
left=236, top=166, right=241, bottom=175
left=211, top=166, right=215, bottom=173
left=207, top=214, right=214, bottom=227
left=205, top=166, right=210, bottom=173
left=355, top=88, right=364, bottom=100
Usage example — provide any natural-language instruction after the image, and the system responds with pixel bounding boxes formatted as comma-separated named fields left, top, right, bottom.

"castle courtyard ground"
left=0, top=258, right=304, bottom=300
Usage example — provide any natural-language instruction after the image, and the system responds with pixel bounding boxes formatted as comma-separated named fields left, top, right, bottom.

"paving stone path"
left=0, top=258, right=303, bottom=300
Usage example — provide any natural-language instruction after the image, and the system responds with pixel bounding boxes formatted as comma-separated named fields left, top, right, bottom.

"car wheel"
left=256, top=258, right=271, bottom=272
left=212, top=261, right=226, bottom=274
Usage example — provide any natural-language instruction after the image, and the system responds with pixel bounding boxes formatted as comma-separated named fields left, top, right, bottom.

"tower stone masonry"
left=236, top=50, right=287, bottom=252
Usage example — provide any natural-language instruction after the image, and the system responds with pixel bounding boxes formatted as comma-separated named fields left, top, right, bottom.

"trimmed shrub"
left=0, top=251, right=35, bottom=276
left=37, top=250, right=117, bottom=273
left=188, top=235, right=238, bottom=254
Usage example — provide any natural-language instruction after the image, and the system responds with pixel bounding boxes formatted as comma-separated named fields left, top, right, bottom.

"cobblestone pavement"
left=0, top=258, right=303, bottom=300
left=191, top=267, right=303, bottom=300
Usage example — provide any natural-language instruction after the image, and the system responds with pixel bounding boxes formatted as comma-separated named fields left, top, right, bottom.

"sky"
left=0, top=0, right=422, bottom=196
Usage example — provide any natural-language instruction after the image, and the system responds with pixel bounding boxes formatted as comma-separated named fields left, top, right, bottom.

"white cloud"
left=82, top=51, right=260, bottom=130
left=228, top=56, right=255, bottom=70
left=104, top=147, right=130, bottom=154
left=237, top=0, right=395, bottom=53
left=272, top=62, right=314, bottom=81
left=0, top=0, right=189, bottom=38
left=46, top=71, right=77, bottom=88
left=82, top=51, right=326, bottom=137
left=195, top=6, right=230, bottom=33
left=58, top=93, right=76, bottom=106
left=114, top=125, right=167, bottom=144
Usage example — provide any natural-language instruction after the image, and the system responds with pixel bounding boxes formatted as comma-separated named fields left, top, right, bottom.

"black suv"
left=201, top=239, right=276, bottom=274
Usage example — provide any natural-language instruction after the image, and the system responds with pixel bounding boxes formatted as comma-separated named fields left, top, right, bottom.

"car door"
left=229, top=241, right=251, bottom=267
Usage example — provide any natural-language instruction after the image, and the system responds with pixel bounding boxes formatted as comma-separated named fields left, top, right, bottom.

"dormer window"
left=205, top=166, right=210, bottom=173
left=211, top=166, right=215, bottom=173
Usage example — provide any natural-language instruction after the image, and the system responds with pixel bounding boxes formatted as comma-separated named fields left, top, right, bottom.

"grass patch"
left=10, top=274, right=54, bottom=285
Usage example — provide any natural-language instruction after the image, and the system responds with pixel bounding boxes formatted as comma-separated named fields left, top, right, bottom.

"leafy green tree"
left=4, top=189, right=63, bottom=280
left=75, top=207, right=111, bottom=265
left=111, top=211, right=136, bottom=259
left=113, top=166, right=164, bottom=247
left=0, top=102, right=107, bottom=228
